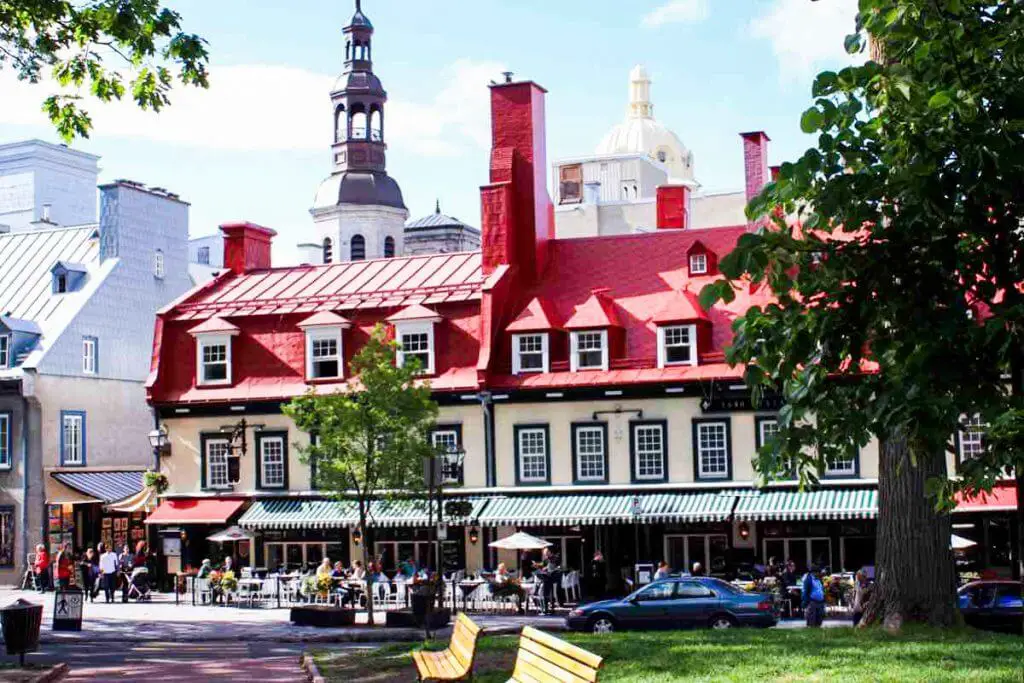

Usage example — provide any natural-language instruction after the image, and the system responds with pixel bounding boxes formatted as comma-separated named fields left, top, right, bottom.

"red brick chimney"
left=480, top=79, right=553, bottom=281
left=740, top=131, right=771, bottom=204
left=220, top=222, right=276, bottom=275
left=656, top=185, right=690, bottom=230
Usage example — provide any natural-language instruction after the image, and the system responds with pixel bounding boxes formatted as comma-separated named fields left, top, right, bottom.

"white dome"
left=595, top=65, right=694, bottom=183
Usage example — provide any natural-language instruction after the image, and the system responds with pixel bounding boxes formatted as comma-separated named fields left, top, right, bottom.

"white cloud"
left=641, top=0, right=709, bottom=28
left=750, top=0, right=864, bottom=82
left=0, top=59, right=505, bottom=156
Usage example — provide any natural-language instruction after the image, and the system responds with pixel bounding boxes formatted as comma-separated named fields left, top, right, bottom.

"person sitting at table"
left=197, top=558, right=213, bottom=579
left=393, top=565, right=411, bottom=583
left=350, top=560, right=366, bottom=580
left=494, top=562, right=510, bottom=584
left=331, top=561, right=345, bottom=578
left=316, top=558, right=332, bottom=579
left=398, top=557, right=415, bottom=578
left=655, top=561, right=671, bottom=580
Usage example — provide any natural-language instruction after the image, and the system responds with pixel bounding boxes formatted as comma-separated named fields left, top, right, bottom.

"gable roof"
left=297, top=311, right=352, bottom=328
left=188, top=316, right=240, bottom=336
left=51, top=260, right=88, bottom=274
left=563, top=290, right=622, bottom=330
left=170, top=251, right=483, bottom=322
left=386, top=303, right=443, bottom=323
left=506, top=296, right=560, bottom=332
left=0, top=315, right=42, bottom=335
left=651, top=289, right=710, bottom=324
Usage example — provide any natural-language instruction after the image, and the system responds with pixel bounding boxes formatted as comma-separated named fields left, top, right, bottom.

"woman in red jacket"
left=54, top=543, right=73, bottom=590
left=33, top=544, right=50, bottom=592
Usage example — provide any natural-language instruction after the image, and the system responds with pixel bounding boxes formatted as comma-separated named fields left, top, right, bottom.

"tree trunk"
left=359, top=504, right=374, bottom=626
left=862, top=427, right=957, bottom=628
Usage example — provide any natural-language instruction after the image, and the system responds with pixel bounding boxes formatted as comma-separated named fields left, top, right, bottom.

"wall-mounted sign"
left=700, top=394, right=784, bottom=413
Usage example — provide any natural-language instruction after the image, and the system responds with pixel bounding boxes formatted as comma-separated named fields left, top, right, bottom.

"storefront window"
left=0, top=506, right=14, bottom=567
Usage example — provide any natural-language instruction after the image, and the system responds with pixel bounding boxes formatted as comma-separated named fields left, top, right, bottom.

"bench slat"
left=521, top=627, right=603, bottom=671
left=513, top=654, right=584, bottom=683
left=411, top=614, right=482, bottom=682
left=518, top=638, right=599, bottom=683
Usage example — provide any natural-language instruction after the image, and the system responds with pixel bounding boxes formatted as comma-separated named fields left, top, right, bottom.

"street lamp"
left=631, top=495, right=643, bottom=578
left=148, top=425, right=171, bottom=456
left=427, top=447, right=466, bottom=572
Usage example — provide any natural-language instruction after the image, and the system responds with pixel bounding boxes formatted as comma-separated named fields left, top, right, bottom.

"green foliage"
left=702, top=0, right=1024, bottom=497
left=284, top=324, right=439, bottom=514
left=0, top=0, right=209, bottom=140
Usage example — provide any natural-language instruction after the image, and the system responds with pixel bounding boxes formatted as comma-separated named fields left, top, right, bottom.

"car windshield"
left=702, top=577, right=741, bottom=594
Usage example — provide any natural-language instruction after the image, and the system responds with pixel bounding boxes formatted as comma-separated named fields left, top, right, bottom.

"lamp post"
left=148, top=424, right=170, bottom=458
left=429, top=447, right=466, bottom=574
left=631, top=495, right=643, bottom=579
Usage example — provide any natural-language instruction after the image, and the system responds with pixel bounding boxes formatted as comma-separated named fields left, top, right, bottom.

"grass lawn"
left=314, top=626, right=1024, bottom=682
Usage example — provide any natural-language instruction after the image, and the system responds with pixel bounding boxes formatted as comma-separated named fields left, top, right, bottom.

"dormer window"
left=189, top=317, right=240, bottom=387
left=658, top=324, right=697, bottom=367
left=689, top=253, right=707, bottom=275
left=571, top=330, right=608, bottom=372
left=0, top=335, right=8, bottom=369
left=512, top=333, right=548, bottom=374
left=51, top=261, right=87, bottom=294
left=298, top=312, right=351, bottom=381
left=55, top=273, right=68, bottom=293
left=387, top=305, right=441, bottom=376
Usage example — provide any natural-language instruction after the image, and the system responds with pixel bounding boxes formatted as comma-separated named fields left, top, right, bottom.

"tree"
left=0, top=0, right=209, bottom=140
left=285, top=325, right=439, bottom=624
left=702, top=0, right=1024, bottom=628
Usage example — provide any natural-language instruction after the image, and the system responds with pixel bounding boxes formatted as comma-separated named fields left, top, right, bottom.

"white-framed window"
left=260, top=436, right=286, bottom=488
left=396, top=322, right=435, bottom=374
left=154, top=249, right=165, bottom=279
left=0, top=335, right=9, bottom=369
left=633, top=423, right=666, bottom=481
left=0, top=413, right=10, bottom=469
left=696, top=420, right=729, bottom=479
left=61, top=412, right=84, bottom=465
left=512, top=333, right=548, bottom=374
left=82, top=336, right=97, bottom=374
left=196, top=334, right=232, bottom=386
left=657, top=324, right=697, bottom=367
left=516, top=427, right=548, bottom=483
left=431, top=429, right=462, bottom=484
left=757, top=419, right=779, bottom=449
left=958, top=414, right=986, bottom=460
left=689, top=253, right=708, bottom=275
left=570, top=330, right=608, bottom=372
left=574, top=425, right=606, bottom=482
left=305, top=327, right=343, bottom=380
left=206, top=438, right=231, bottom=489
left=197, top=246, right=210, bottom=265
left=824, top=450, right=858, bottom=477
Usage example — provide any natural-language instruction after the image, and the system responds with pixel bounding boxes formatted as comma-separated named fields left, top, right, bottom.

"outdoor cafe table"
left=456, top=580, right=486, bottom=612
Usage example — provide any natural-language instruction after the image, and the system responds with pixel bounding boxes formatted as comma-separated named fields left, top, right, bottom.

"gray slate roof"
left=405, top=210, right=480, bottom=232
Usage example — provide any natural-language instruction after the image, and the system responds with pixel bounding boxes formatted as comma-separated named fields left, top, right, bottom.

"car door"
left=994, top=584, right=1023, bottom=633
left=625, top=581, right=677, bottom=630
left=672, top=580, right=720, bottom=629
left=962, top=584, right=997, bottom=630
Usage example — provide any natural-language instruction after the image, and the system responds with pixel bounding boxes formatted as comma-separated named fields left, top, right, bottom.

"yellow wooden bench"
left=412, top=612, right=482, bottom=681
left=507, top=626, right=603, bottom=683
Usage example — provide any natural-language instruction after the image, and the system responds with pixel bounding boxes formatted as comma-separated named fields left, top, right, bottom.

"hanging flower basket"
left=143, top=471, right=169, bottom=494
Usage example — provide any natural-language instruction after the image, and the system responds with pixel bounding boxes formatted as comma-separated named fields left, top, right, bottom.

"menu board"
left=442, top=541, right=460, bottom=573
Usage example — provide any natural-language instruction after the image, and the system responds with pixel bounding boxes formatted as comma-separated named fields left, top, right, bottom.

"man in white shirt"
left=98, top=543, right=119, bottom=603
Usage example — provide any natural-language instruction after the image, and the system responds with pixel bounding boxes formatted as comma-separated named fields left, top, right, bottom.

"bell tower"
left=308, top=0, right=408, bottom=264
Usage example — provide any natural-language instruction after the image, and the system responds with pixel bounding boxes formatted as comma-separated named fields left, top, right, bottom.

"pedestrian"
left=33, top=544, right=50, bottom=592
left=98, top=543, right=119, bottom=603
left=118, top=544, right=133, bottom=602
left=80, top=547, right=98, bottom=601
left=534, top=547, right=559, bottom=614
left=851, top=569, right=868, bottom=627
left=801, top=565, right=827, bottom=627
left=654, top=561, right=671, bottom=580
left=691, top=561, right=704, bottom=577
left=53, top=543, right=73, bottom=590
left=132, top=541, right=148, bottom=568
left=589, top=550, right=606, bottom=600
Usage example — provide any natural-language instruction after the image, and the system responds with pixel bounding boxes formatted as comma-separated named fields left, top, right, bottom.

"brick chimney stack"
left=656, top=185, right=690, bottom=230
left=480, top=79, right=553, bottom=281
left=220, top=222, right=276, bottom=275
left=740, top=131, right=771, bottom=204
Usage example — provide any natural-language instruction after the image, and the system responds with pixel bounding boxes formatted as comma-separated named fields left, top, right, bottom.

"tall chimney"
left=656, top=185, right=690, bottom=230
left=480, top=80, right=553, bottom=281
left=740, top=131, right=771, bottom=204
left=220, top=222, right=276, bottom=275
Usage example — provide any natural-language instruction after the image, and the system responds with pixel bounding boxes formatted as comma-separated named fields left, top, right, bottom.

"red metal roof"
left=506, top=296, right=561, bottom=332
left=144, top=498, right=245, bottom=525
left=188, top=316, right=240, bottom=335
left=563, top=290, right=622, bottom=329
left=297, top=311, right=351, bottom=328
left=651, top=288, right=710, bottom=324
left=172, top=252, right=483, bottom=321
left=387, top=303, right=443, bottom=323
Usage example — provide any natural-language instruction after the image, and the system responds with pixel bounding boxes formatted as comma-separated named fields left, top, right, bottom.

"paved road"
left=26, top=640, right=345, bottom=682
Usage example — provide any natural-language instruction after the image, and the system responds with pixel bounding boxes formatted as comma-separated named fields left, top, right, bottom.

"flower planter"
left=385, top=607, right=451, bottom=629
left=290, top=605, right=357, bottom=628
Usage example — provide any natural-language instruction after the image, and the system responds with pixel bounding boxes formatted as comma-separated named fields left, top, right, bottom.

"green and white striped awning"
left=238, top=497, right=490, bottom=530
left=478, top=492, right=737, bottom=527
left=733, top=489, right=878, bottom=521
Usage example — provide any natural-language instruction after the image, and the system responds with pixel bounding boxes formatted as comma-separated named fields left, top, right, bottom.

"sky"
left=0, top=0, right=861, bottom=265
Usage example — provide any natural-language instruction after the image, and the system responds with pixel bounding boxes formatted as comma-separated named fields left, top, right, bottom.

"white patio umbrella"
left=950, top=534, right=977, bottom=550
left=488, top=532, right=552, bottom=551
left=206, top=526, right=253, bottom=543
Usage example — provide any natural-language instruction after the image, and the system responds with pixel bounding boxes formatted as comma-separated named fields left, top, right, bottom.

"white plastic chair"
left=374, top=580, right=390, bottom=608
left=194, top=577, right=213, bottom=605
left=562, top=571, right=580, bottom=604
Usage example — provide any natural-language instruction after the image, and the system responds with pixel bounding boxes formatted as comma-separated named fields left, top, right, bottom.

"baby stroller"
left=127, top=567, right=152, bottom=601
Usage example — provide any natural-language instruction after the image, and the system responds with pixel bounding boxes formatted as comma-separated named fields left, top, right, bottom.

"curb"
left=300, top=653, right=325, bottom=683
left=32, top=663, right=68, bottom=683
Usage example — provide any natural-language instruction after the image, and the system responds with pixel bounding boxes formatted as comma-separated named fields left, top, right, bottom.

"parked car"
left=958, top=580, right=1023, bottom=633
left=566, top=577, right=778, bottom=633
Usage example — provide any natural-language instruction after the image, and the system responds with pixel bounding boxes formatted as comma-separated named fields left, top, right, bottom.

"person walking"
left=98, top=543, right=118, bottom=604
left=534, top=547, right=559, bottom=615
left=802, top=566, right=827, bottom=628
left=53, top=543, right=73, bottom=590
left=80, top=547, right=98, bottom=601
left=691, top=562, right=704, bottom=577
left=851, top=570, right=868, bottom=627
left=118, top=544, right=133, bottom=603
left=33, top=544, right=50, bottom=592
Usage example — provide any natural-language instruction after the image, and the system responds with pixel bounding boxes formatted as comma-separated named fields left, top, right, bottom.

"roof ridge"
left=551, top=225, right=747, bottom=248
left=252, top=248, right=483, bottom=275
left=0, top=224, right=97, bottom=239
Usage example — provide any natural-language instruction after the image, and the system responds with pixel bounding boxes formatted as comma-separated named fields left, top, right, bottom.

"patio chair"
left=195, top=577, right=213, bottom=605
left=562, top=570, right=581, bottom=604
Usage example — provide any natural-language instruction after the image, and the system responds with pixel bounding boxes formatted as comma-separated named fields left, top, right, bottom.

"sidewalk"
left=0, top=589, right=567, bottom=644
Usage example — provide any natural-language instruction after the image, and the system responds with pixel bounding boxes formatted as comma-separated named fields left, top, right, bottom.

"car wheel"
left=709, top=614, right=736, bottom=630
left=589, top=615, right=616, bottom=634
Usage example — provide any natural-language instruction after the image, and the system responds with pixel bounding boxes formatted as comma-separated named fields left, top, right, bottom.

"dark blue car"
left=566, top=577, right=778, bottom=633
left=958, top=581, right=1023, bottom=634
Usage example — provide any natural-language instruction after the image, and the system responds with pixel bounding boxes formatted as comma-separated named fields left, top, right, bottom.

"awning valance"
left=477, top=492, right=737, bottom=527
left=145, top=498, right=246, bottom=525
left=954, top=481, right=1017, bottom=513
left=733, top=488, right=878, bottom=521
left=106, top=487, right=157, bottom=514
left=49, top=470, right=145, bottom=504
left=238, top=497, right=490, bottom=530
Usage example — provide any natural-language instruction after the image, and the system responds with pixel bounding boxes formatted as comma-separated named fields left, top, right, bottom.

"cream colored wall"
left=160, top=404, right=484, bottom=494
left=493, top=397, right=882, bottom=487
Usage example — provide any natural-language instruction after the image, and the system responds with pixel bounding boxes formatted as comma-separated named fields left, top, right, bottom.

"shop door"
left=286, top=544, right=303, bottom=570
left=564, top=537, right=584, bottom=573
left=306, top=544, right=324, bottom=569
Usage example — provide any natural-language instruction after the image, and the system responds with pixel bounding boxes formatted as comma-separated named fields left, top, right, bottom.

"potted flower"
left=143, top=470, right=169, bottom=494
left=220, top=570, right=238, bottom=593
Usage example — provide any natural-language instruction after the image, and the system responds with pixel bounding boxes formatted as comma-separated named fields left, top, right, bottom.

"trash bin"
left=1, top=599, right=44, bottom=666
left=52, top=586, right=84, bottom=632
